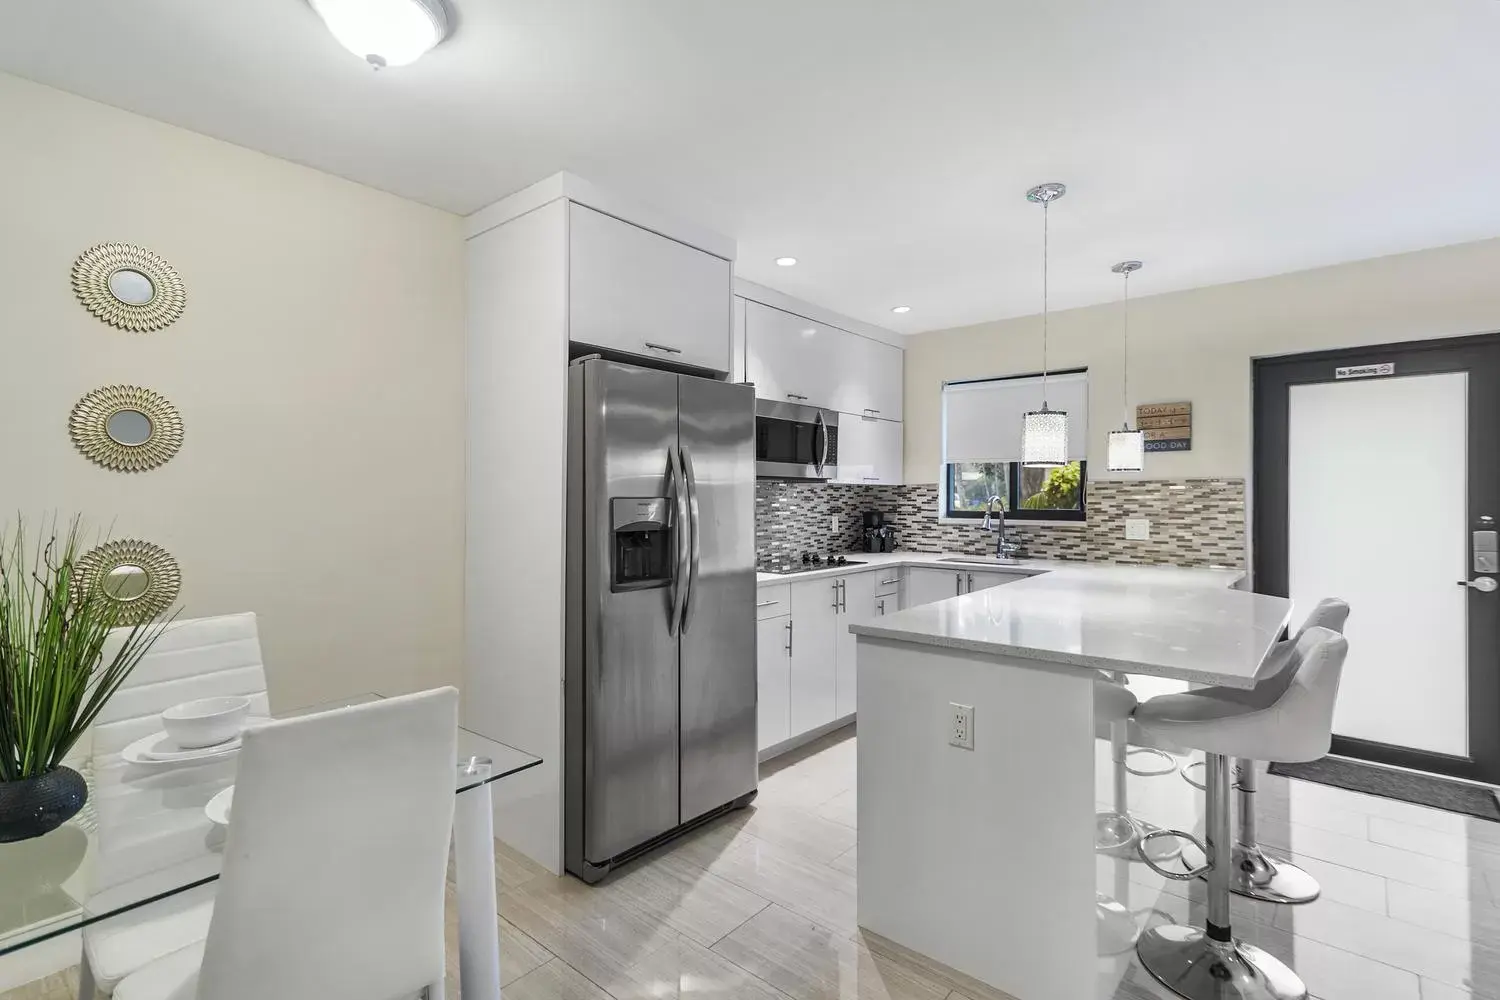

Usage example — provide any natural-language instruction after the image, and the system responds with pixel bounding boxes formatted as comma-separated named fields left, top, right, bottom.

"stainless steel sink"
left=935, top=556, right=1024, bottom=567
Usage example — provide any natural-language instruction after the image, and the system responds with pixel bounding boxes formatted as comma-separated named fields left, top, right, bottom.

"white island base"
left=851, top=565, right=1291, bottom=1000
left=857, top=635, right=1099, bottom=1000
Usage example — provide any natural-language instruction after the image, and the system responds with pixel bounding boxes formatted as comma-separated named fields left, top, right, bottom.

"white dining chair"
left=82, top=613, right=270, bottom=997
left=112, top=686, right=459, bottom=1000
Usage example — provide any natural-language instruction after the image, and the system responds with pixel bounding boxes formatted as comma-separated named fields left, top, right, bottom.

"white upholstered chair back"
left=194, top=687, right=458, bottom=1000
left=85, top=615, right=268, bottom=894
left=94, top=613, right=270, bottom=758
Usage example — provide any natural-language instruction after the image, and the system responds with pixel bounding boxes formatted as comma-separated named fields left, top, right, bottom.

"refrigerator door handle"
left=679, top=446, right=702, bottom=634
left=668, top=448, right=689, bottom=636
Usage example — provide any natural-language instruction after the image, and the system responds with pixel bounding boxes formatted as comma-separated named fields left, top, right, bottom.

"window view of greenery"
left=946, top=461, right=1084, bottom=517
left=948, top=463, right=1011, bottom=513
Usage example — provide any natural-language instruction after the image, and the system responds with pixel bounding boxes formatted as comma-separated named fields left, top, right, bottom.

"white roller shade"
left=942, top=372, right=1088, bottom=463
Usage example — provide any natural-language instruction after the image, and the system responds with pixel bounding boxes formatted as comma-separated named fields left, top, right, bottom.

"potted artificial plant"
left=0, top=518, right=170, bottom=843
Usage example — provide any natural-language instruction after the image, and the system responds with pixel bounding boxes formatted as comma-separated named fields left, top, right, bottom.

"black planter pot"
left=0, top=766, right=89, bottom=843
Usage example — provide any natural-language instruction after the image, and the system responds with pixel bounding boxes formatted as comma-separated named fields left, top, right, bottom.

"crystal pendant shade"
left=1107, top=427, right=1145, bottom=472
left=1021, top=408, right=1069, bottom=468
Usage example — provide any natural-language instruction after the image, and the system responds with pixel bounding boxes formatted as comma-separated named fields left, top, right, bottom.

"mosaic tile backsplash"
left=755, top=479, right=1246, bottom=570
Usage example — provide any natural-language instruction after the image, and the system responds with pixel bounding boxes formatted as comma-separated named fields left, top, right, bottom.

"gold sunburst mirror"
left=69, top=385, right=184, bottom=472
left=76, top=539, right=181, bottom=625
left=71, top=243, right=186, bottom=332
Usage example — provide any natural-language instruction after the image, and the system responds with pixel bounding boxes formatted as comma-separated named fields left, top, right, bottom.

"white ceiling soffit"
left=2, top=0, right=1498, bottom=333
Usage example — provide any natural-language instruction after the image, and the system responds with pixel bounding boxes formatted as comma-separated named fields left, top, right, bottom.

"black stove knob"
left=834, top=555, right=847, bottom=565
left=801, top=552, right=812, bottom=565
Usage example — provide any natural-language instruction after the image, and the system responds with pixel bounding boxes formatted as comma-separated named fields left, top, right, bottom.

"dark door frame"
left=1253, top=332, right=1500, bottom=784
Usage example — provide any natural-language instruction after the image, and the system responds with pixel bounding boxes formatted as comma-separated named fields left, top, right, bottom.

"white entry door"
left=1288, top=373, right=1468, bottom=757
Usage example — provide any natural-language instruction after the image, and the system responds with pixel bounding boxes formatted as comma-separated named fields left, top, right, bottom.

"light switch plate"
left=1125, top=518, right=1151, bottom=541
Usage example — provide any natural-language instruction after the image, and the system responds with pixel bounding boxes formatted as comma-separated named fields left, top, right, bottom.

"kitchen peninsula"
left=846, top=560, right=1292, bottom=1000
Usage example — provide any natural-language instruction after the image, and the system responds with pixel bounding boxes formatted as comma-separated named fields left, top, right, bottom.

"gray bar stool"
left=1131, top=627, right=1350, bottom=1000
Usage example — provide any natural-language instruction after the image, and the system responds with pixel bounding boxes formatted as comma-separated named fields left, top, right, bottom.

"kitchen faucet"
left=981, top=495, right=1009, bottom=558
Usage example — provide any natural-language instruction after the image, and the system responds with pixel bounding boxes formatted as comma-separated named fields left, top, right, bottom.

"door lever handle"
left=1459, top=577, right=1499, bottom=592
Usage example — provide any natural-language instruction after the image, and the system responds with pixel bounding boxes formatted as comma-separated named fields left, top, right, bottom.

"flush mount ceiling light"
left=775, top=257, right=798, bottom=267
left=1107, top=260, right=1146, bottom=473
left=891, top=305, right=911, bottom=314
left=1020, top=182, right=1069, bottom=468
left=308, top=0, right=452, bottom=68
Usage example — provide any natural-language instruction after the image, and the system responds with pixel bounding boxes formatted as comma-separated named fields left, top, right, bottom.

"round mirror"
left=107, top=268, right=156, bottom=306
left=101, top=564, right=151, bottom=602
left=105, top=409, right=154, bottom=446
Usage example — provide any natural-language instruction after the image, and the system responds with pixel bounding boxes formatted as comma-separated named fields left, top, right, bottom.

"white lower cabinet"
left=756, top=613, right=791, bottom=751
left=903, top=565, right=1028, bottom=606
left=788, top=577, right=841, bottom=736
left=835, top=571, right=876, bottom=718
left=905, top=567, right=969, bottom=606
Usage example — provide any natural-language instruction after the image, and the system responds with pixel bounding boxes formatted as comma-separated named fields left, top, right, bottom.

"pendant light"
left=1106, top=260, right=1146, bottom=472
left=1021, top=182, right=1069, bottom=468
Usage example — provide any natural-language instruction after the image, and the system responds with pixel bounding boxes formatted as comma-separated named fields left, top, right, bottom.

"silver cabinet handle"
left=877, top=598, right=885, bottom=615
left=862, top=477, right=880, bottom=482
left=955, top=573, right=963, bottom=596
left=967, top=573, right=974, bottom=593
left=839, top=579, right=847, bottom=612
left=785, top=620, right=793, bottom=655
left=863, top=408, right=881, bottom=415
left=786, top=393, right=809, bottom=401
left=831, top=581, right=841, bottom=609
left=879, top=577, right=899, bottom=585
left=1459, top=577, right=1499, bottom=592
left=644, top=342, right=683, bottom=354
left=756, top=600, right=780, bottom=608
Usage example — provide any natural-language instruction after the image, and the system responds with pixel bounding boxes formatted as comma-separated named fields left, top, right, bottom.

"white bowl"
left=161, top=697, right=251, bottom=749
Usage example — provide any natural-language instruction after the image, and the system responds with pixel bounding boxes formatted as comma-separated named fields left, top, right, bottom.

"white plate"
left=205, top=786, right=234, bottom=826
left=122, top=730, right=241, bottom=768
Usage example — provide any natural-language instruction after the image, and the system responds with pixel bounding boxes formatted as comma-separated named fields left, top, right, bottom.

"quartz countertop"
left=838, top=554, right=1289, bottom=689
left=757, top=551, right=1242, bottom=589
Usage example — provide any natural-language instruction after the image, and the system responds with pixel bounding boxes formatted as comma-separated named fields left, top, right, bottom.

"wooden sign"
left=1136, top=402, right=1191, bottom=453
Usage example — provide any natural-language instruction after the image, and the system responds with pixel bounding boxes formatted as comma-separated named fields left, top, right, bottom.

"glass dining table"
left=0, top=694, right=541, bottom=999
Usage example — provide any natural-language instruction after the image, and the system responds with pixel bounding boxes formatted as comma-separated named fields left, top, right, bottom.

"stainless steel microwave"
left=755, top=399, right=838, bottom=480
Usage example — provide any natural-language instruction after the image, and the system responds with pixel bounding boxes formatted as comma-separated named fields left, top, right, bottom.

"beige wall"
left=0, top=73, right=466, bottom=709
left=905, top=236, right=1500, bottom=482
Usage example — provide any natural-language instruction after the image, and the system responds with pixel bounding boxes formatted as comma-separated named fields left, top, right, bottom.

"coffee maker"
left=862, top=511, right=897, bottom=553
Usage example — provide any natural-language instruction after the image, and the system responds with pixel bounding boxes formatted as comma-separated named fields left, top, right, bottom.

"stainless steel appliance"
left=755, top=399, right=838, bottom=480
left=565, top=358, right=758, bottom=883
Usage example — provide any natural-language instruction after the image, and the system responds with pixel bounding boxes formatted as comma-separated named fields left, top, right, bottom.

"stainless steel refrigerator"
left=565, top=358, right=758, bottom=883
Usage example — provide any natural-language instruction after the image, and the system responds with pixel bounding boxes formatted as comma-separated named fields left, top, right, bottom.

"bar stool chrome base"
left=1096, top=811, right=1183, bottom=862
left=1137, top=924, right=1307, bottom=1000
left=1231, top=845, right=1321, bottom=904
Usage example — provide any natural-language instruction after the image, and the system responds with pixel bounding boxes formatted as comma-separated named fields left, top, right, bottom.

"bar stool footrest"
left=1139, top=829, right=1210, bottom=880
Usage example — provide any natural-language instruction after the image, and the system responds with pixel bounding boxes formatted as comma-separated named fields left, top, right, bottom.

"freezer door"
left=571, top=360, right=683, bottom=865
left=677, top=375, right=759, bottom=823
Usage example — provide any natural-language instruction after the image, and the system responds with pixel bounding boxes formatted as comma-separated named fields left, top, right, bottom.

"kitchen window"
left=941, top=369, right=1088, bottom=523
left=943, top=460, right=1087, bottom=521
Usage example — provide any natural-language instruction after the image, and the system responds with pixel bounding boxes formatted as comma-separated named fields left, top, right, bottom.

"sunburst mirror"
left=69, top=385, right=184, bottom=472
left=76, top=539, right=181, bottom=625
left=71, top=243, right=186, bottom=332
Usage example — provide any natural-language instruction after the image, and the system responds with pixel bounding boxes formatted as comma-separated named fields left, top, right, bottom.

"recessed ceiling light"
left=775, top=257, right=798, bottom=267
left=309, top=0, right=451, bottom=68
left=891, top=305, right=911, bottom=314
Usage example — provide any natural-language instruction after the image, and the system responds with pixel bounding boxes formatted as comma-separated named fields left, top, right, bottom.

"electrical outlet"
left=1125, top=518, right=1151, bottom=541
left=949, top=703, right=974, bottom=750
left=831, top=514, right=841, bottom=534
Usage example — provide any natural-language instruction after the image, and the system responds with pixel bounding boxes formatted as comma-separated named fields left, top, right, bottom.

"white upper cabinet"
left=834, top=415, right=903, bottom=484
left=744, top=299, right=903, bottom=420
left=568, top=203, right=732, bottom=373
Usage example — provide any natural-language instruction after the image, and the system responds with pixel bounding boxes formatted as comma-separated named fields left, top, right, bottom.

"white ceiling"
left=4, top=0, right=1499, bottom=333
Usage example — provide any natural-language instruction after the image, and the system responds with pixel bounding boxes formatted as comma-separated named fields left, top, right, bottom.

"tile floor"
left=8, top=726, right=1500, bottom=1000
